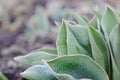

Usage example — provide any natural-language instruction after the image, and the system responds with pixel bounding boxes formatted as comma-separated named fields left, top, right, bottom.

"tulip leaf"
left=93, top=6, right=102, bottom=21
left=89, top=16, right=98, bottom=29
left=21, top=65, right=90, bottom=80
left=101, top=6, right=119, bottom=34
left=68, top=24, right=90, bottom=48
left=21, top=65, right=58, bottom=80
left=88, top=27, right=110, bottom=73
left=14, top=51, right=57, bottom=66
left=110, top=23, right=120, bottom=71
left=47, top=54, right=109, bottom=80
left=74, top=14, right=88, bottom=26
left=56, top=21, right=68, bottom=56
left=111, top=55, right=120, bottom=80
left=41, top=48, right=57, bottom=55
left=66, top=25, right=91, bottom=56
left=56, top=74, right=76, bottom=80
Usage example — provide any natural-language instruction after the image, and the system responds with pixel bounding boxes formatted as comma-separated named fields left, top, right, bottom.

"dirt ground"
left=0, top=0, right=120, bottom=80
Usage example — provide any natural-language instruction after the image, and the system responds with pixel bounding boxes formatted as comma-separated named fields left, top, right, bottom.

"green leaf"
left=58, top=74, right=90, bottom=80
left=89, top=16, right=98, bottom=29
left=79, top=79, right=91, bottom=80
left=21, top=65, right=58, bottom=80
left=66, top=24, right=91, bottom=56
left=56, top=21, right=91, bottom=56
left=111, top=55, right=120, bottom=80
left=21, top=65, right=83, bottom=80
left=107, top=44, right=120, bottom=80
left=56, top=21, right=68, bottom=56
left=88, top=27, right=110, bottom=73
left=56, top=74, right=76, bottom=80
left=110, top=23, right=120, bottom=71
left=67, top=24, right=90, bottom=48
left=93, top=6, right=102, bottom=21
left=101, top=5, right=119, bottom=34
left=93, top=9, right=102, bottom=32
left=0, top=72, right=8, bottom=80
left=47, top=54, right=109, bottom=80
left=74, top=14, right=88, bottom=26
left=14, top=51, right=57, bottom=66
left=40, top=48, right=57, bottom=55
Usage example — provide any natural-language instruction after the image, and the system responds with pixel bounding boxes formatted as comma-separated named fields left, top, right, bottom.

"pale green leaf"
left=67, top=24, right=90, bottom=47
left=66, top=25, right=91, bottom=56
left=111, top=55, right=120, bottom=80
left=110, top=23, right=120, bottom=71
left=93, top=6, right=102, bottom=31
left=89, top=16, right=98, bottom=29
left=93, top=6, right=102, bottom=21
left=40, top=48, right=57, bottom=55
left=21, top=65, right=82, bottom=80
left=56, top=21, right=67, bottom=56
left=79, top=79, right=91, bottom=80
left=67, top=24, right=91, bottom=56
left=14, top=51, right=57, bottom=66
left=88, top=27, right=110, bottom=73
left=47, top=54, right=109, bottom=80
left=21, top=65, right=58, bottom=80
left=101, top=6, right=119, bottom=34
left=56, top=74, right=76, bottom=80
left=74, top=14, right=88, bottom=26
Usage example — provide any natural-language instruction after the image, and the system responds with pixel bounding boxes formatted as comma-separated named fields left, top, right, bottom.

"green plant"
left=14, top=5, right=120, bottom=80
left=25, top=7, right=50, bottom=42
left=25, top=7, right=59, bottom=42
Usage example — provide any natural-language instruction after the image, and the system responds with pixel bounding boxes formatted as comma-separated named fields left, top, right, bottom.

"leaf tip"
left=20, top=71, right=27, bottom=78
left=14, top=56, right=23, bottom=62
left=20, top=72, right=24, bottom=77
left=105, top=4, right=116, bottom=13
left=105, top=4, right=111, bottom=9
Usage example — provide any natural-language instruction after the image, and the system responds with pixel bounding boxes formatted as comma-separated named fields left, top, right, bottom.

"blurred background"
left=0, top=0, right=120, bottom=80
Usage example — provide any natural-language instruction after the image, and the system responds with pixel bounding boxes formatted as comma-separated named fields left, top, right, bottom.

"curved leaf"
left=47, top=54, right=109, bottom=80
left=101, top=5, right=119, bottom=34
left=93, top=7, right=102, bottom=32
left=14, top=51, right=57, bottom=66
left=74, top=14, right=88, bottom=26
left=89, top=16, right=98, bottom=29
left=21, top=65, right=58, bottom=80
left=40, top=48, right=57, bottom=55
left=21, top=65, right=83, bottom=80
left=56, top=21, right=67, bottom=56
left=93, top=6, right=102, bottom=21
left=56, top=74, right=76, bottom=80
left=88, top=27, right=110, bottom=73
left=66, top=25, right=91, bottom=56
left=110, top=23, right=120, bottom=71
left=56, top=21, right=91, bottom=56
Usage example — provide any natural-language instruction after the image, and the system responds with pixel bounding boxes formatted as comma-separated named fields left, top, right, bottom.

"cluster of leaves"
left=15, top=5, right=120, bottom=80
